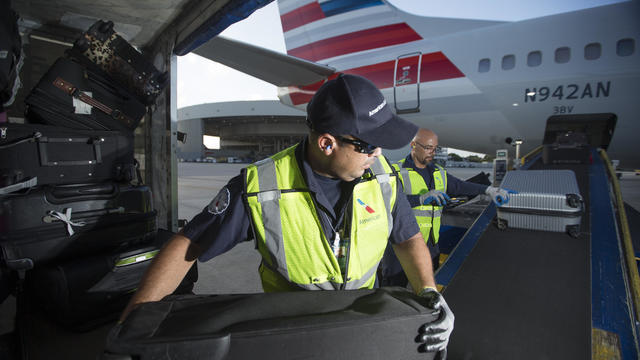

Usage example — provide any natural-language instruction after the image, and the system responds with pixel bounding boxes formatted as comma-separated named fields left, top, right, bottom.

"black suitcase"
left=0, top=123, right=136, bottom=192
left=0, top=182, right=156, bottom=269
left=69, top=20, right=168, bottom=105
left=104, top=288, right=441, bottom=360
left=25, top=57, right=146, bottom=131
left=25, top=230, right=198, bottom=331
left=542, top=131, right=590, bottom=165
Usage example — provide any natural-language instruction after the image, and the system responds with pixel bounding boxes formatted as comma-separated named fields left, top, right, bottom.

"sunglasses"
left=414, top=141, right=441, bottom=153
left=335, top=136, right=379, bottom=154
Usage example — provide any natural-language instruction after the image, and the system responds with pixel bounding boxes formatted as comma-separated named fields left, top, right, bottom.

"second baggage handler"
left=381, top=128, right=514, bottom=286
left=120, top=75, right=454, bottom=354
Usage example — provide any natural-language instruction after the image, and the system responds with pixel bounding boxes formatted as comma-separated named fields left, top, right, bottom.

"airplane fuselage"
left=278, top=1, right=640, bottom=167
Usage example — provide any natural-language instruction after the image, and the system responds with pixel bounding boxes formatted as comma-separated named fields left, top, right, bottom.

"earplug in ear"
left=326, top=145, right=332, bottom=150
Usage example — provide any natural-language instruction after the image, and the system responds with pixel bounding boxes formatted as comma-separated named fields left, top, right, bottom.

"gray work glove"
left=485, top=186, right=517, bottom=206
left=419, top=190, right=450, bottom=206
left=417, top=287, right=454, bottom=356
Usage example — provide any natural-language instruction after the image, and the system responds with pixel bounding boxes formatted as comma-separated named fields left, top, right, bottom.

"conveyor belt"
left=438, top=157, right=595, bottom=359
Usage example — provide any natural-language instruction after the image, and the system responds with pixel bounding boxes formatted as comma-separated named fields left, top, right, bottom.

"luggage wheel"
left=567, top=225, right=580, bottom=238
left=496, top=219, right=507, bottom=230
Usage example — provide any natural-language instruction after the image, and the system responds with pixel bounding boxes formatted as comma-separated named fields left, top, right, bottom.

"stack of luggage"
left=0, top=19, right=196, bottom=332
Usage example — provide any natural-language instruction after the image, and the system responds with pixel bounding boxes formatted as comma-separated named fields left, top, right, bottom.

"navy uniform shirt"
left=184, top=138, right=420, bottom=262
left=400, top=154, right=488, bottom=207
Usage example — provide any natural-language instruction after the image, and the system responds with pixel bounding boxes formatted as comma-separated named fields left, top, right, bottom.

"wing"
left=192, top=36, right=335, bottom=87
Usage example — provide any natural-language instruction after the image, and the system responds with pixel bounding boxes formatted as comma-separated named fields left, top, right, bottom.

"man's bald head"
left=413, top=128, right=438, bottom=145
left=410, top=128, right=439, bottom=168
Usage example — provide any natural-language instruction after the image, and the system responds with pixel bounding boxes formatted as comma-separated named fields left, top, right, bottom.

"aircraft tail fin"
left=276, top=0, right=504, bottom=63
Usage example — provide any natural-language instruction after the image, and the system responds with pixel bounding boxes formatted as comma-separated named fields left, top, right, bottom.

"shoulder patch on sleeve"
left=207, top=187, right=231, bottom=215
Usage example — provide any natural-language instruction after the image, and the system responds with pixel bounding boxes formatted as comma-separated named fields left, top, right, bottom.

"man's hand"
left=419, top=190, right=450, bottom=206
left=485, top=186, right=517, bottom=206
left=417, top=287, right=454, bottom=355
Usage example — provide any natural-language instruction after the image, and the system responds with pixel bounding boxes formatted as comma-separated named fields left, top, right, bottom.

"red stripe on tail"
left=287, top=52, right=464, bottom=106
left=288, top=23, right=422, bottom=62
left=280, top=2, right=326, bottom=32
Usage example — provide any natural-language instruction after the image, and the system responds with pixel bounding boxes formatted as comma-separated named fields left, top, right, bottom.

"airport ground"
left=178, top=162, right=640, bottom=296
left=1, top=161, right=639, bottom=338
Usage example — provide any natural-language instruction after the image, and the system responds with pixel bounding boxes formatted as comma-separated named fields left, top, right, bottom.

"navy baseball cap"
left=306, top=74, right=418, bottom=149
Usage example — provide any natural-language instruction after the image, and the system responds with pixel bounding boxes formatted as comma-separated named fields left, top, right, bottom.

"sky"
left=176, top=0, right=625, bottom=156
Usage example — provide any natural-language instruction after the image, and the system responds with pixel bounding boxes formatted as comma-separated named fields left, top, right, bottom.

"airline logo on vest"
left=357, top=198, right=381, bottom=226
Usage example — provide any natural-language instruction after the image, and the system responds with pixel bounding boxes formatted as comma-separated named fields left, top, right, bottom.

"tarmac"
left=177, top=162, right=640, bottom=295
left=0, top=162, right=638, bottom=359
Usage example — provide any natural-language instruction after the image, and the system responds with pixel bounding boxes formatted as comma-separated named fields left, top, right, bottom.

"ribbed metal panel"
left=500, top=170, right=582, bottom=213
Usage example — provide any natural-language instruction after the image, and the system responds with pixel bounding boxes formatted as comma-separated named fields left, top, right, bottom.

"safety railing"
left=600, top=149, right=640, bottom=321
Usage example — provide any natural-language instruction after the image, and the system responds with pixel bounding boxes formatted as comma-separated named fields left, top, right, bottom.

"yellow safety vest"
left=244, top=145, right=397, bottom=292
left=393, top=159, right=447, bottom=245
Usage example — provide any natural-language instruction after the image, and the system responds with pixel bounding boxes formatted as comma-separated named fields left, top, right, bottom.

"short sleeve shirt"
left=183, top=139, right=420, bottom=262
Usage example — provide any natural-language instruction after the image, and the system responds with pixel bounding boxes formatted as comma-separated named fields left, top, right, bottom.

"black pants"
left=379, top=237, right=440, bottom=287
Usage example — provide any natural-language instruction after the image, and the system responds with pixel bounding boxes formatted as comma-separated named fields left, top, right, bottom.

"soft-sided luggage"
left=496, top=169, right=583, bottom=237
left=104, top=287, right=441, bottom=360
left=0, top=0, right=23, bottom=110
left=0, top=182, right=156, bottom=269
left=25, top=57, right=146, bottom=131
left=69, top=20, right=168, bottom=105
left=0, top=123, right=136, bottom=192
left=26, top=229, right=198, bottom=331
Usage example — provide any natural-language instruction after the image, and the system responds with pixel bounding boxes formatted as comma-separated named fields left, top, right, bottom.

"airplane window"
left=584, top=43, right=601, bottom=60
left=527, top=51, right=542, bottom=67
left=502, top=55, right=515, bottom=70
left=617, top=38, right=635, bottom=56
left=555, top=47, right=570, bottom=63
left=478, top=58, right=490, bottom=73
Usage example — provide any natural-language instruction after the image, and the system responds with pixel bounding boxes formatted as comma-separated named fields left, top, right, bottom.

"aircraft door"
left=394, top=52, right=421, bottom=113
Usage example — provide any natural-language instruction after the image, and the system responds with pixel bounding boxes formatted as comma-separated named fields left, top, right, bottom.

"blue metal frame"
left=590, top=148, right=639, bottom=358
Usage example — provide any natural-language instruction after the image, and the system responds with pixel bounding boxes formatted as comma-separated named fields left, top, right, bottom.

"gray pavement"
left=178, top=162, right=640, bottom=297
left=1, top=163, right=637, bottom=336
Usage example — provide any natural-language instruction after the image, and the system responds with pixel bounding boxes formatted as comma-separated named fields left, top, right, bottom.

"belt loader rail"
left=436, top=148, right=639, bottom=359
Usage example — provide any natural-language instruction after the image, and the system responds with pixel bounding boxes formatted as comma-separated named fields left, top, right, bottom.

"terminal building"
left=177, top=100, right=485, bottom=165
left=177, top=100, right=306, bottom=163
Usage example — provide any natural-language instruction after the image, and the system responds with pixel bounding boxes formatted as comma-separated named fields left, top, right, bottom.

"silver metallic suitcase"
left=496, top=170, right=583, bottom=237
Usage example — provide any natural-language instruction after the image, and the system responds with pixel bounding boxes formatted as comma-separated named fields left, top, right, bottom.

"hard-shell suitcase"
left=26, top=230, right=198, bottom=331
left=69, top=20, right=168, bottom=105
left=0, top=182, right=156, bottom=269
left=496, top=170, right=583, bottom=237
left=25, top=57, right=146, bottom=131
left=104, top=287, right=441, bottom=360
left=0, top=123, right=136, bottom=192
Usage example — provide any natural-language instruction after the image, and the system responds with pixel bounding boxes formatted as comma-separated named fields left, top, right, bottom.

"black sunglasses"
left=335, top=136, right=378, bottom=154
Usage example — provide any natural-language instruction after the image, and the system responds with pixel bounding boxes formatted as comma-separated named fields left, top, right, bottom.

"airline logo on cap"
left=369, top=99, right=386, bottom=117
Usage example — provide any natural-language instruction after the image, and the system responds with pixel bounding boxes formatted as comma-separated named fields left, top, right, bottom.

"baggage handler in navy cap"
left=121, top=74, right=454, bottom=354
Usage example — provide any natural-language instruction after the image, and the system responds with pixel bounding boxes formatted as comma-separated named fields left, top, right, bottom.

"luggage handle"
left=0, top=177, right=37, bottom=195
left=48, top=182, right=117, bottom=199
left=0, top=129, right=42, bottom=149
left=36, top=135, right=103, bottom=166
left=52, top=77, right=138, bottom=129
left=42, top=206, right=125, bottom=223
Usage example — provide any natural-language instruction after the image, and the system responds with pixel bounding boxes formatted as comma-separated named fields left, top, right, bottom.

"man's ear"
left=318, top=133, right=335, bottom=153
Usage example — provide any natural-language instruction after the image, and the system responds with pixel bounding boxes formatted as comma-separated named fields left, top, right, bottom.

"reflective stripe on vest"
left=394, top=160, right=447, bottom=244
left=245, top=145, right=396, bottom=291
